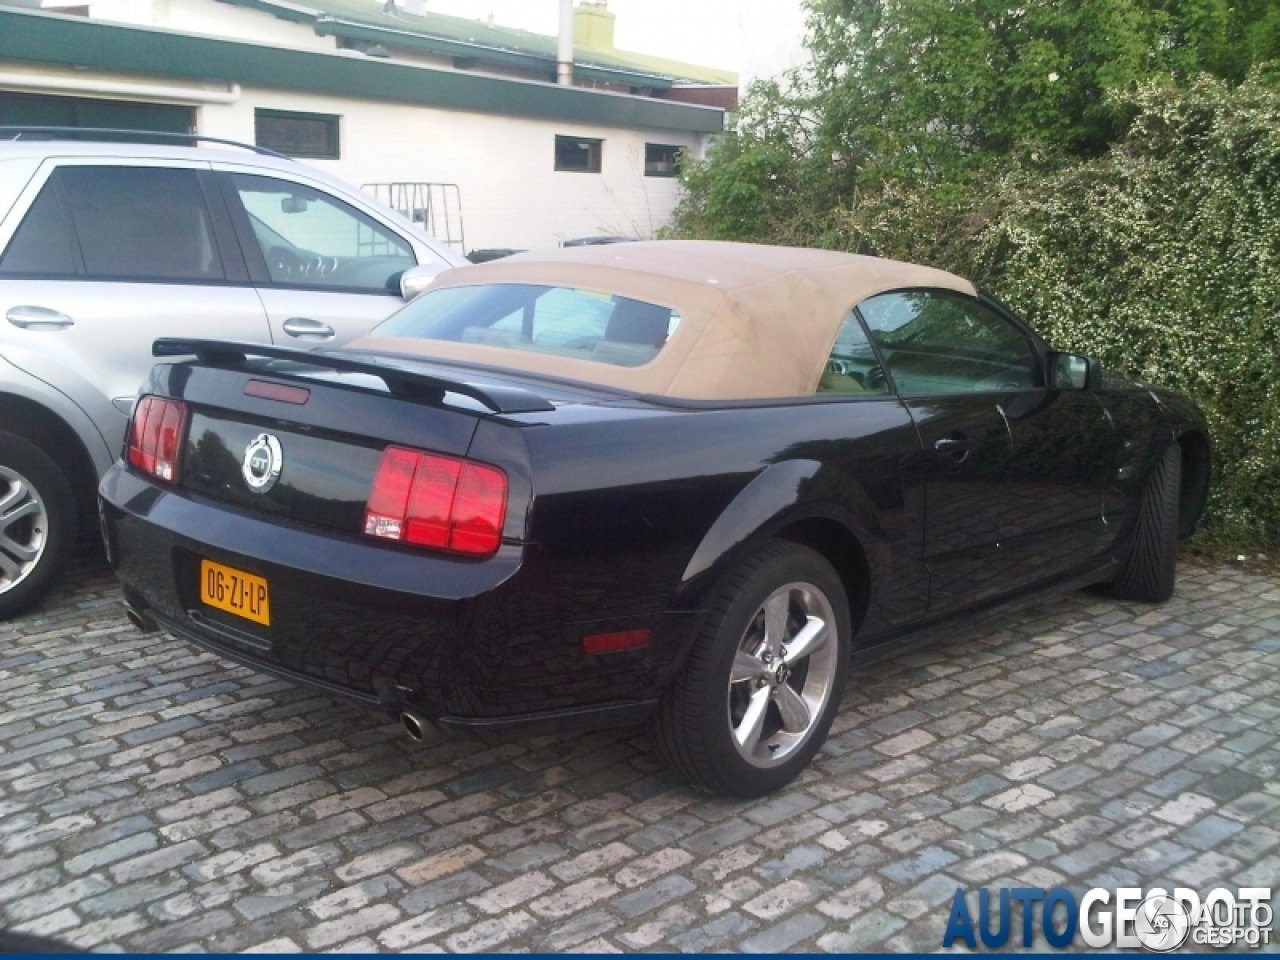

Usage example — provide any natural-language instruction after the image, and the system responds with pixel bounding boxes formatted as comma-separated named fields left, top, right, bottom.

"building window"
left=555, top=136, right=602, bottom=173
left=645, top=143, right=683, bottom=177
left=255, top=109, right=340, bottom=159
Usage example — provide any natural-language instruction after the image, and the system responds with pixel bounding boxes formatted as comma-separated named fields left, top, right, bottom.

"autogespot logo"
left=943, top=886, right=1274, bottom=951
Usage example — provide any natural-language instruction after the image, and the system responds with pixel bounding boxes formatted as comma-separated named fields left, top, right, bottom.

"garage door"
left=0, top=92, right=193, bottom=135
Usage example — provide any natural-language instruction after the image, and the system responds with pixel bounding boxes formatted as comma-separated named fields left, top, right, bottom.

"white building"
left=0, top=0, right=735, bottom=251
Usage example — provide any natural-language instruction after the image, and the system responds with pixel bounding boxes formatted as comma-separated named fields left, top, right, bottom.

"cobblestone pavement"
left=1, top=542, right=1278, bottom=953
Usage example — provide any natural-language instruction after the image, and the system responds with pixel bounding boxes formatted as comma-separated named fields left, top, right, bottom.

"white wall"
left=198, top=88, right=702, bottom=251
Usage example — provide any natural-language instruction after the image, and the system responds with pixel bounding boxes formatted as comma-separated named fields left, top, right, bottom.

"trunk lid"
left=151, top=341, right=576, bottom=539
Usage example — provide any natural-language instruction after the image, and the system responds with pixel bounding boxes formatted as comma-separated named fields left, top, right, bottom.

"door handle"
left=934, top=433, right=971, bottom=463
left=282, top=317, right=335, bottom=340
left=6, top=306, right=74, bottom=329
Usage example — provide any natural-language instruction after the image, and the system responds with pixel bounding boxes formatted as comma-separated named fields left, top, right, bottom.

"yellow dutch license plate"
left=199, top=559, right=270, bottom=627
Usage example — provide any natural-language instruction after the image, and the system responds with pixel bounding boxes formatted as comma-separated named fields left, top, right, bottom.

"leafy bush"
left=672, top=77, right=1280, bottom=547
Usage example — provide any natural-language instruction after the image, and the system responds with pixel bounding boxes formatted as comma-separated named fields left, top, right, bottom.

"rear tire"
left=652, top=541, right=850, bottom=797
left=1110, top=442, right=1180, bottom=603
left=0, top=432, right=76, bottom=620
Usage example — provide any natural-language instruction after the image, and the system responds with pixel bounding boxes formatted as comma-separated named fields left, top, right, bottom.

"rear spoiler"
left=153, top=339, right=555, bottom=414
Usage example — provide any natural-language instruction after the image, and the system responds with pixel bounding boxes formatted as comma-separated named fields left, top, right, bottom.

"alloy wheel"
left=727, top=580, right=839, bottom=767
left=0, top=466, right=48, bottom=594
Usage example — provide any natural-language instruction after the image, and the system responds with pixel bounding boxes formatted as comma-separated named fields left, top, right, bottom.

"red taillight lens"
left=404, top=456, right=461, bottom=549
left=449, top=463, right=507, bottom=555
left=127, top=396, right=187, bottom=482
left=363, top=446, right=418, bottom=541
left=365, top=446, right=507, bottom=557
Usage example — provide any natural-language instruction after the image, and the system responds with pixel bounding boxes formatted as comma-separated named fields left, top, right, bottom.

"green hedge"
left=672, top=77, right=1280, bottom=548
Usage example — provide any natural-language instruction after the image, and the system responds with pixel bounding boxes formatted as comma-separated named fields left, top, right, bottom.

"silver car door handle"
left=282, top=317, right=335, bottom=340
left=6, top=306, right=74, bottom=329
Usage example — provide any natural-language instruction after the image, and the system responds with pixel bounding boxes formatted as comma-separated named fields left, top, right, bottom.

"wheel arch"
left=0, top=393, right=101, bottom=528
left=675, top=459, right=884, bottom=634
left=770, top=515, right=872, bottom=636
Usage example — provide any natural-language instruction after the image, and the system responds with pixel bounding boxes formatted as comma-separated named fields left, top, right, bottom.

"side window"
left=56, top=166, right=225, bottom=282
left=857, top=290, right=1039, bottom=395
left=0, top=177, right=78, bottom=277
left=229, top=174, right=415, bottom=293
left=817, top=310, right=888, bottom=394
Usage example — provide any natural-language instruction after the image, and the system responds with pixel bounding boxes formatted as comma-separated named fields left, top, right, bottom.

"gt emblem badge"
left=242, top=434, right=283, bottom=493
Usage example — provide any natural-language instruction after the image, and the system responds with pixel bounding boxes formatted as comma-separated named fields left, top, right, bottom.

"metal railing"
left=363, top=181, right=466, bottom=253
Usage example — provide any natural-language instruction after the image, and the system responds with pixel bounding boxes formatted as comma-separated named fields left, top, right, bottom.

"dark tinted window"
left=0, top=179, right=78, bottom=276
left=0, top=91, right=192, bottom=135
left=644, top=144, right=682, bottom=177
left=255, top=109, right=340, bottom=159
left=858, top=290, right=1038, bottom=394
left=55, top=167, right=224, bottom=282
left=555, top=136, right=602, bottom=173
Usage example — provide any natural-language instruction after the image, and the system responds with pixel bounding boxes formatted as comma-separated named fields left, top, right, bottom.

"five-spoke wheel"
left=653, top=540, right=850, bottom=796
left=728, top=582, right=839, bottom=768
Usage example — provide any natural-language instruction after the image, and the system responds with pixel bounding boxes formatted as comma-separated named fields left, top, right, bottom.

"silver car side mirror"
left=399, top=265, right=437, bottom=300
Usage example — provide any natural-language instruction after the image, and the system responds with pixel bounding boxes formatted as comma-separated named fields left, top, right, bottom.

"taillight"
left=365, top=446, right=507, bottom=557
left=127, top=396, right=187, bottom=483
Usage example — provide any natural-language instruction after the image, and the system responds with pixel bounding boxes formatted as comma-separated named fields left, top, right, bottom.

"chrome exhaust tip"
left=124, top=604, right=159, bottom=634
left=400, top=711, right=433, bottom=743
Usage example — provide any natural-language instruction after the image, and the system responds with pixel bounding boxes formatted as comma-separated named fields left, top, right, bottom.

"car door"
left=215, top=169, right=421, bottom=347
left=858, top=289, right=1115, bottom=615
left=0, top=159, right=271, bottom=458
left=856, top=290, right=1025, bottom=615
left=990, top=317, right=1117, bottom=576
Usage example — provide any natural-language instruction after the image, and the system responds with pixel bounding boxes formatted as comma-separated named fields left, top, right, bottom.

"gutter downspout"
left=0, top=71, right=241, bottom=104
left=557, top=0, right=573, bottom=86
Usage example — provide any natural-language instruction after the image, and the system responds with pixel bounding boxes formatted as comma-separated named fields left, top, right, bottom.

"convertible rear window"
left=373, top=284, right=680, bottom=368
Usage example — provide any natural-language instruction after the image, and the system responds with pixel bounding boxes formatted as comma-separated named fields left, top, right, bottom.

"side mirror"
left=1046, top=351, right=1100, bottom=390
left=399, top=265, right=437, bottom=300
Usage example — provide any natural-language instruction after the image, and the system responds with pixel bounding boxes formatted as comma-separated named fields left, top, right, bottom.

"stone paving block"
left=816, top=907, right=908, bottom=952
left=740, top=911, right=825, bottom=952
left=529, top=877, right=619, bottom=919
left=612, top=874, right=695, bottom=918
left=537, top=907, right=621, bottom=951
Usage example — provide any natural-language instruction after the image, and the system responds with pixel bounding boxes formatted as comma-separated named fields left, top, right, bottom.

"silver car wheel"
left=0, top=466, right=49, bottom=594
left=727, top=580, right=838, bottom=768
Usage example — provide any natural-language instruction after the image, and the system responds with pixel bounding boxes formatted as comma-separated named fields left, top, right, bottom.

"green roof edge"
left=0, top=8, right=725, bottom=133
left=310, top=16, right=675, bottom=89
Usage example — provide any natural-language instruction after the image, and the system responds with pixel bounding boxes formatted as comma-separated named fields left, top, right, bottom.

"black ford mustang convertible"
left=101, top=241, right=1210, bottom=796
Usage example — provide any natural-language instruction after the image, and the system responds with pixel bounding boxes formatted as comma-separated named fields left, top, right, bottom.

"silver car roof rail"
left=0, top=126, right=293, bottom=160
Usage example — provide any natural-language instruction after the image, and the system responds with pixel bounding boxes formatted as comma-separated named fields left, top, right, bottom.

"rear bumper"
left=146, top=605, right=656, bottom=740
left=100, top=464, right=689, bottom=732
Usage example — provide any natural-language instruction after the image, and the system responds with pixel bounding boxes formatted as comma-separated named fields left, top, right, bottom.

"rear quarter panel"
left=518, top=396, right=924, bottom=667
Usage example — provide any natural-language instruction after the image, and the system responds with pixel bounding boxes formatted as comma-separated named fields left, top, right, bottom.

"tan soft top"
left=351, top=240, right=977, bottom=400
